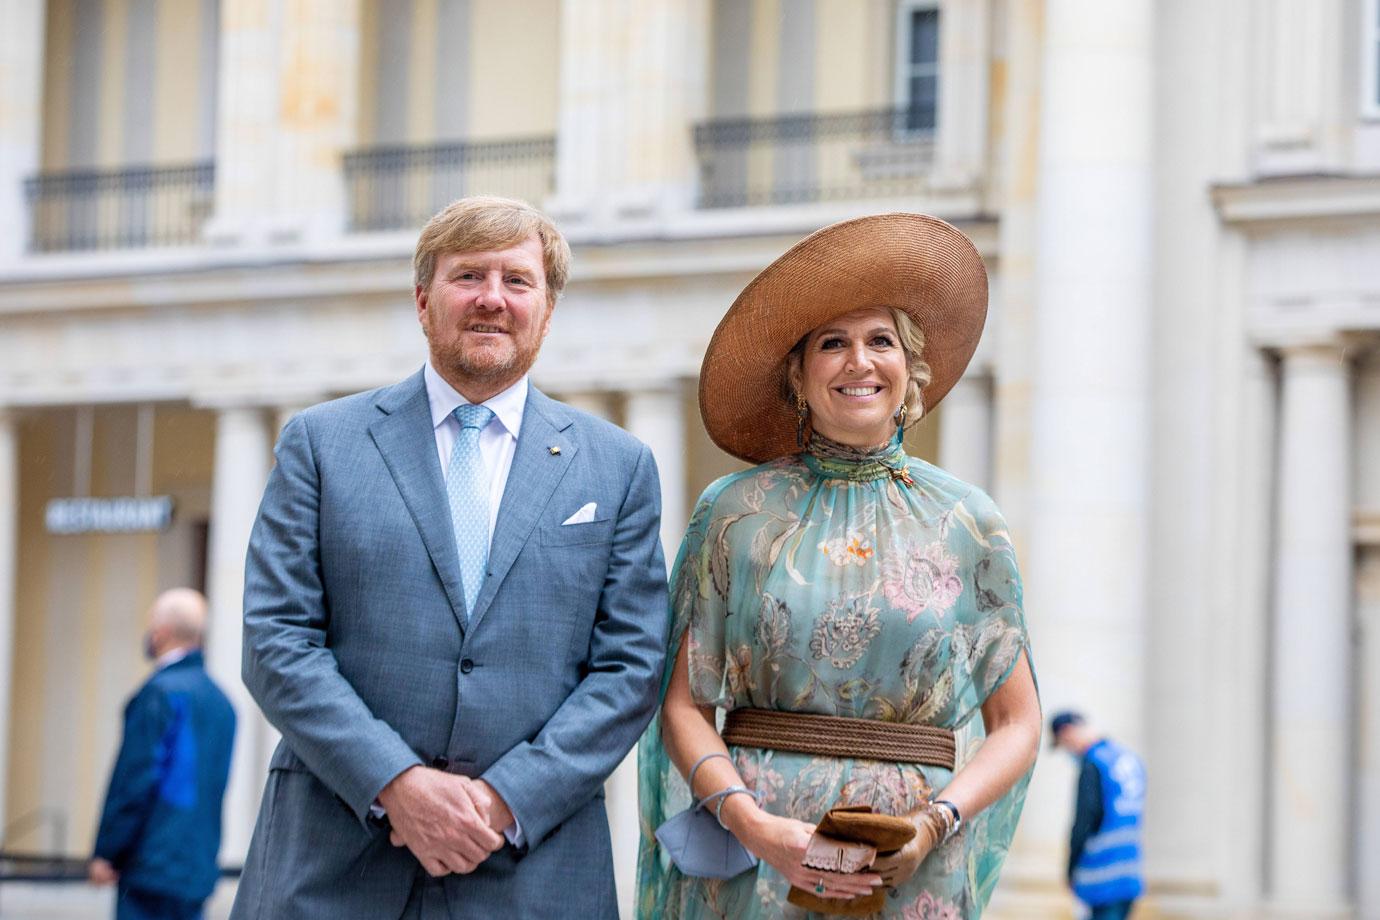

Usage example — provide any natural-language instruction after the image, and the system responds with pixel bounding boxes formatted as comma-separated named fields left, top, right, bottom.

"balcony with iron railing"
left=693, top=106, right=936, bottom=209
left=24, top=161, right=215, bottom=253
left=343, top=135, right=556, bottom=233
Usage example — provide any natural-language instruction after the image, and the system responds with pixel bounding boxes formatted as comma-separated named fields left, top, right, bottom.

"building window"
left=895, top=1, right=940, bottom=133
left=1366, top=0, right=1380, bottom=118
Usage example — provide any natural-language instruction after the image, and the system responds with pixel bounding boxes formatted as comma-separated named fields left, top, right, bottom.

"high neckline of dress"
left=801, top=430, right=912, bottom=483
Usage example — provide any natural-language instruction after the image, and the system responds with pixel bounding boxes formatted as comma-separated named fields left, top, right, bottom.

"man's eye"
left=507, top=276, right=530, bottom=286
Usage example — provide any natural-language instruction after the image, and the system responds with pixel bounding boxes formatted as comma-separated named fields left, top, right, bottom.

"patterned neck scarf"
left=802, top=429, right=912, bottom=484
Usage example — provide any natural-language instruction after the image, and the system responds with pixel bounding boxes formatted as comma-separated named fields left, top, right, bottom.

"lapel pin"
left=549, top=445, right=561, bottom=455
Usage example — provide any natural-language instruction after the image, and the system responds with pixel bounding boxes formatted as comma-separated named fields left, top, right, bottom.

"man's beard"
left=425, top=319, right=542, bottom=387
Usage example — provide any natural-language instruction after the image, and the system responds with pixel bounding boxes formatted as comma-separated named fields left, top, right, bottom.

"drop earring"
left=796, top=393, right=809, bottom=448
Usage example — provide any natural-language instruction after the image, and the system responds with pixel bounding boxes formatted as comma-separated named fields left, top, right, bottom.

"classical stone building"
left=1, top=1, right=1378, bottom=917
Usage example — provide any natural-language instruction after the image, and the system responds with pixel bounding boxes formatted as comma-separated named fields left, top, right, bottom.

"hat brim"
left=699, top=213, right=989, bottom=464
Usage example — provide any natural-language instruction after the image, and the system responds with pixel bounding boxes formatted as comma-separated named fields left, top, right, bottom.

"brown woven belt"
left=721, top=708, right=956, bottom=770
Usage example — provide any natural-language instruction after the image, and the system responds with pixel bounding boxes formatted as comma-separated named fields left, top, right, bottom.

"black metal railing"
left=344, top=136, right=556, bottom=232
left=693, top=106, right=936, bottom=208
left=25, top=161, right=215, bottom=252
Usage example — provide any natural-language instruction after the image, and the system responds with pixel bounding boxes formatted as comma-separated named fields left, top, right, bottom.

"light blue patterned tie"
left=447, top=404, right=495, bottom=617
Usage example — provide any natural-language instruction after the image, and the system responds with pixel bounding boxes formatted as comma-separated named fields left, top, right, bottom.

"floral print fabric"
left=637, top=434, right=1034, bottom=919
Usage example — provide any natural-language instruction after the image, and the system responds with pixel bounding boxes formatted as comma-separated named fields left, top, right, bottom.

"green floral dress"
left=637, top=433, right=1034, bottom=919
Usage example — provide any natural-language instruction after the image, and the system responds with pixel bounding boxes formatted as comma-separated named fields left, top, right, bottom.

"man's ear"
left=414, top=284, right=428, bottom=322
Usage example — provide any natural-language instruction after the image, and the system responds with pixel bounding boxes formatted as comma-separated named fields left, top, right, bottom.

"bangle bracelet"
left=697, top=785, right=761, bottom=829
left=930, top=798, right=962, bottom=842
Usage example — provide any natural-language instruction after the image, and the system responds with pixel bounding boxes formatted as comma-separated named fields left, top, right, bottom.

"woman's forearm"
left=933, top=651, right=1040, bottom=820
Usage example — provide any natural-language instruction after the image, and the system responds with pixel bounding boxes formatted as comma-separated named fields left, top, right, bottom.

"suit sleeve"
left=481, top=443, right=670, bottom=847
left=93, top=686, right=170, bottom=866
left=241, top=414, right=422, bottom=826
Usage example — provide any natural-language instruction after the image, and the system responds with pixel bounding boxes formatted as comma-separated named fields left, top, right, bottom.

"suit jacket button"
left=460, top=659, right=474, bottom=674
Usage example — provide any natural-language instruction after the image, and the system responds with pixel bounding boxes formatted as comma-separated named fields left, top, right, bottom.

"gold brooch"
left=548, top=446, right=561, bottom=455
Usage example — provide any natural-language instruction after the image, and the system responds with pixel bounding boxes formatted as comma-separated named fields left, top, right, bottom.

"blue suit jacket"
left=231, top=372, right=669, bottom=919
left=93, top=650, right=236, bottom=901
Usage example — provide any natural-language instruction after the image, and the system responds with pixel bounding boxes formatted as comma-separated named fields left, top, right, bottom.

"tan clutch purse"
left=786, top=805, right=916, bottom=916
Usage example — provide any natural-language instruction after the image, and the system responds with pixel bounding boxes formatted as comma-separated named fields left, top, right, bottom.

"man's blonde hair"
left=413, top=196, right=572, bottom=303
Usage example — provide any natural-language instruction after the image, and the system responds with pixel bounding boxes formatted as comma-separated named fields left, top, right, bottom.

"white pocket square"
left=561, top=502, right=598, bottom=526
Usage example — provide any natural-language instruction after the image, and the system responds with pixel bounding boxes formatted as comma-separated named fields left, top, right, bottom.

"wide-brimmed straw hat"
left=699, top=213, right=989, bottom=464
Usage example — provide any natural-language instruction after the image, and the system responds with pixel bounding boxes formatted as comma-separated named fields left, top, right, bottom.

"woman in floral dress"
left=637, top=215, right=1041, bottom=919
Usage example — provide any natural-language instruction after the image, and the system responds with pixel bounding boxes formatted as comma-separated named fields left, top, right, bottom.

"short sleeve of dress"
left=965, top=499, right=1028, bottom=704
left=677, top=487, right=736, bottom=708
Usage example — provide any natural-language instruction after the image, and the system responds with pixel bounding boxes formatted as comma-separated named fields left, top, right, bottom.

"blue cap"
left=1048, top=710, right=1085, bottom=747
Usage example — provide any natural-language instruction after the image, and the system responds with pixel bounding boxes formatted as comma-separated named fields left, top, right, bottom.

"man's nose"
left=475, top=272, right=505, bottom=307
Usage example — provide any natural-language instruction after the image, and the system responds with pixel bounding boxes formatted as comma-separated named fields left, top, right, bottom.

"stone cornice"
left=0, top=207, right=998, bottom=317
left=1210, top=173, right=1380, bottom=225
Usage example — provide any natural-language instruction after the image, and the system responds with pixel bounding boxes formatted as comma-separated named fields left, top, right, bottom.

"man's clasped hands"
left=378, top=765, right=515, bottom=877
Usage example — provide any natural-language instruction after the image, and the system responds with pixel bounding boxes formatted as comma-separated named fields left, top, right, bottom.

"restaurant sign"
left=45, top=496, right=176, bottom=534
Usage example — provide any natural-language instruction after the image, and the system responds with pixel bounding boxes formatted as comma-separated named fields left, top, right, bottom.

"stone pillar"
left=209, top=0, right=361, bottom=245
left=552, top=0, right=708, bottom=223
left=0, top=410, right=18, bottom=832
left=1352, top=347, right=1380, bottom=919
left=206, top=406, right=273, bottom=862
left=984, top=0, right=1047, bottom=906
left=1022, top=0, right=1154, bottom=884
left=1266, top=343, right=1352, bottom=918
left=1358, top=547, right=1380, bottom=920
left=0, top=0, right=46, bottom=261
left=613, top=382, right=688, bottom=918
left=1252, top=0, right=1347, bottom=175
left=937, top=373, right=993, bottom=493
left=931, top=0, right=991, bottom=192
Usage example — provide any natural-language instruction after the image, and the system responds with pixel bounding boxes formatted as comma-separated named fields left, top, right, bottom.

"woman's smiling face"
left=795, top=306, right=909, bottom=449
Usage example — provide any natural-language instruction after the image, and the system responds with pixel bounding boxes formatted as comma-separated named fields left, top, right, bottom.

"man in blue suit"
left=90, top=588, right=236, bottom=920
left=231, top=196, right=670, bottom=918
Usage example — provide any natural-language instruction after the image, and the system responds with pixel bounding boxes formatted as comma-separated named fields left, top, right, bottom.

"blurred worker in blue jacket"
left=89, top=588, right=236, bottom=920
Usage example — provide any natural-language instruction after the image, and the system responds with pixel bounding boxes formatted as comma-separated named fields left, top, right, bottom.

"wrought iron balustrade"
left=694, top=107, right=936, bottom=208
left=25, top=161, right=214, bottom=252
left=344, top=136, right=556, bottom=232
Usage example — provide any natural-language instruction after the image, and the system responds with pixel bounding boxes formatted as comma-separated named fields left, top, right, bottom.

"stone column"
left=937, top=373, right=993, bottom=493
left=1266, top=343, right=1352, bottom=918
left=208, top=0, right=283, bottom=245
left=1358, top=546, right=1380, bottom=920
left=1252, top=0, right=1347, bottom=175
left=0, top=0, right=46, bottom=261
left=931, top=0, right=991, bottom=192
left=552, top=0, right=708, bottom=223
left=209, top=0, right=361, bottom=245
left=206, top=406, right=273, bottom=862
left=613, top=382, right=688, bottom=919
left=1352, top=347, right=1380, bottom=919
left=1022, top=0, right=1154, bottom=882
left=0, top=410, right=18, bottom=832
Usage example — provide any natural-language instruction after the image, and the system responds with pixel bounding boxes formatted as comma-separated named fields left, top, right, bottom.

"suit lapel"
left=467, top=389, right=578, bottom=632
left=368, top=371, right=469, bottom=631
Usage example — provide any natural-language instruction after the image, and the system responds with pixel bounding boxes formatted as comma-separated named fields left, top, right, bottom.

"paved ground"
left=0, top=879, right=237, bottom=919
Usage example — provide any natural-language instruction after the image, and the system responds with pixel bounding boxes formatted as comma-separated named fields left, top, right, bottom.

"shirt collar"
left=156, top=647, right=192, bottom=671
left=424, top=361, right=527, bottom=439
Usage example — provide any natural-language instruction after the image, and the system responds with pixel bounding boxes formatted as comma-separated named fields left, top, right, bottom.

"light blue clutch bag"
left=654, top=752, right=762, bottom=879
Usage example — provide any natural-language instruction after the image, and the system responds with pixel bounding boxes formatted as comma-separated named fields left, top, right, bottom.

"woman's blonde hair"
left=413, top=196, right=572, bottom=303
left=784, top=307, right=933, bottom=429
